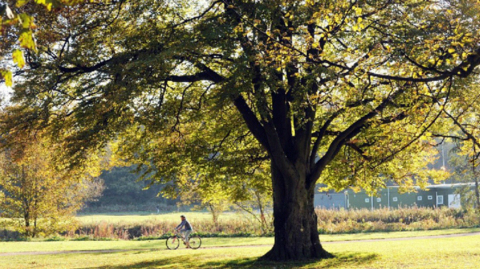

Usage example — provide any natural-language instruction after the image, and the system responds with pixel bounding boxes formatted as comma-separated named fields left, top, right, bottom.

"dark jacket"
left=176, top=219, right=193, bottom=231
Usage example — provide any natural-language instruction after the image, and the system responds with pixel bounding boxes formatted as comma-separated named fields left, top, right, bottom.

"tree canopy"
left=0, top=0, right=90, bottom=86
left=2, top=0, right=480, bottom=261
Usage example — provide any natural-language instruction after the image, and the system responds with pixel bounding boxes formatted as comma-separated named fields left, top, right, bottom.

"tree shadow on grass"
left=81, top=251, right=378, bottom=269
left=197, top=252, right=379, bottom=269
left=80, top=252, right=203, bottom=269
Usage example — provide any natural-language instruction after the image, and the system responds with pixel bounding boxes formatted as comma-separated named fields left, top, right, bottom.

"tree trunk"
left=471, top=146, right=480, bottom=211
left=255, top=191, right=268, bottom=234
left=474, top=176, right=480, bottom=211
left=24, top=214, right=30, bottom=237
left=208, top=203, right=219, bottom=227
left=262, top=164, right=333, bottom=261
left=33, top=217, right=37, bottom=238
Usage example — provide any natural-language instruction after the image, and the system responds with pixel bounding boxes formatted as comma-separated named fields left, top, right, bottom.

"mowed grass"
left=0, top=238, right=271, bottom=253
left=4, top=211, right=480, bottom=268
left=1, top=227, right=479, bottom=254
left=1, top=234, right=480, bottom=268
left=76, top=212, right=238, bottom=225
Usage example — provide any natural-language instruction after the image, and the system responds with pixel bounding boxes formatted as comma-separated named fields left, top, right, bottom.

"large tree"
left=2, top=0, right=480, bottom=260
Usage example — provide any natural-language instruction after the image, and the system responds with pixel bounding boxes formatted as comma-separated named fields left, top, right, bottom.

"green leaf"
left=16, top=0, right=30, bottom=7
left=34, top=0, right=57, bottom=11
left=355, top=7, right=362, bottom=16
left=18, top=13, right=34, bottom=29
left=12, top=49, right=25, bottom=69
left=18, top=30, right=36, bottom=51
left=0, top=69, right=13, bottom=87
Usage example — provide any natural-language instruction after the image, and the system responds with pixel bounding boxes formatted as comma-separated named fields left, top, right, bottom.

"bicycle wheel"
left=166, top=236, right=180, bottom=250
left=188, top=236, right=202, bottom=249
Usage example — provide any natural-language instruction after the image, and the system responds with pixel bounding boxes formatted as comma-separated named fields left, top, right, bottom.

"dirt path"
left=2, top=231, right=480, bottom=257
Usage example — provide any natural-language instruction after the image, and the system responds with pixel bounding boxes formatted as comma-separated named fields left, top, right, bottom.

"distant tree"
left=227, top=163, right=273, bottom=234
left=3, top=0, right=480, bottom=260
left=438, top=82, right=480, bottom=211
left=0, top=134, right=102, bottom=237
left=86, top=166, right=173, bottom=210
left=163, top=157, right=272, bottom=227
left=234, top=189, right=273, bottom=235
left=448, top=151, right=479, bottom=210
left=176, top=176, right=231, bottom=226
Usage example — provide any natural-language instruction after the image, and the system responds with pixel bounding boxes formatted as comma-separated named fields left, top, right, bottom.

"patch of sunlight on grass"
left=320, top=227, right=480, bottom=242
left=2, top=227, right=480, bottom=254
left=76, top=212, right=228, bottom=225
left=1, top=235, right=480, bottom=268
left=76, top=214, right=160, bottom=225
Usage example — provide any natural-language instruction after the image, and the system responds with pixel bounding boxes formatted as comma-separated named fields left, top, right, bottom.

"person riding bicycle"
left=175, top=215, right=193, bottom=248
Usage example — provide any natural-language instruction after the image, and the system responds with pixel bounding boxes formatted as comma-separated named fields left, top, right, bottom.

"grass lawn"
left=76, top=212, right=239, bottom=225
left=1, top=229, right=480, bottom=268
left=2, top=227, right=480, bottom=253
left=1, top=227, right=479, bottom=254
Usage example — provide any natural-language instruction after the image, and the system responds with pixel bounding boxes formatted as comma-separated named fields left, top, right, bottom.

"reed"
left=70, top=207, right=480, bottom=240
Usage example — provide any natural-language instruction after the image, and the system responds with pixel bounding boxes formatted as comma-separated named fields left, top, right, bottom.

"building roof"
left=385, top=182, right=476, bottom=189
left=316, top=182, right=476, bottom=194
left=425, top=182, right=476, bottom=189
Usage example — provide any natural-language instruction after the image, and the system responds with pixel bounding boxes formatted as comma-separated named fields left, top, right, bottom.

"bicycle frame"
left=166, top=230, right=201, bottom=250
left=171, top=233, right=186, bottom=244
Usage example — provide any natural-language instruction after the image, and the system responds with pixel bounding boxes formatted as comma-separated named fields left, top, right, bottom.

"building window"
left=417, top=196, right=422, bottom=201
left=428, top=195, right=433, bottom=200
left=365, top=198, right=369, bottom=203
left=376, top=198, right=381, bottom=202
left=437, top=195, right=444, bottom=205
left=392, top=197, right=398, bottom=202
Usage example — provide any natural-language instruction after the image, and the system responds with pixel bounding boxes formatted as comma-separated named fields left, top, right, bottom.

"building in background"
left=315, top=183, right=475, bottom=210
left=314, top=191, right=347, bottom=210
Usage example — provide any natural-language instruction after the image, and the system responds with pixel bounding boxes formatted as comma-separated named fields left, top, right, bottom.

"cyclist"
left=175, top=215, right=193, bottom=248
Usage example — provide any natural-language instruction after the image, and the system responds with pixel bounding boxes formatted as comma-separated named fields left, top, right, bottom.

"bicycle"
left=166, top=230, right=202, bottom=250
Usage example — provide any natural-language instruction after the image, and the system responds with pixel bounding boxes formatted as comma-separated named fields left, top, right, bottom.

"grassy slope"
left=1, top=234, right=479, bottom=268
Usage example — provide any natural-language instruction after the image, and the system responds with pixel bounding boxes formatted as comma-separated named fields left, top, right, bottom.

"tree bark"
left=262, top=163, right=333, bottom=261
left=24, top=214, right=30, bottom=237
left=208, top=203, right=220, bottom=227
left=471, top=145, right=480, bottom=211
left=254, top=191, right=268, bottom=234
left=33, top=217, right=37, bottom=238
left=474, top=175, right=480, bottom=211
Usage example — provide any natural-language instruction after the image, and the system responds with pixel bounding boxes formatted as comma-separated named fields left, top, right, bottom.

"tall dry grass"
left=65, top=206, right=480, bottom=240
left=315, top=206, right=480, bottom=233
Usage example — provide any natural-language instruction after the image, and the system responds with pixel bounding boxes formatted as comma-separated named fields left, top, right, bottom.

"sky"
left=0, top=83, right=12, bottom=105
left=0, top=83, right=11, bottom=94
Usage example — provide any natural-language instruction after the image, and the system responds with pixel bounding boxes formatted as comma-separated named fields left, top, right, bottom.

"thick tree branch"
left=309, top=111, right=342, bottom=170
left=166, top=70, right=224, bottom=83
left=346, top=142, right=372, bottom=161
left=309, top=97, right=376, bottom=169
left=368, top=46, right=480, bottom=82
left=172, top=0, right=222, bottom=28
left=308, top=89, right=404, bottom=185
left=233, top=95, right=270, bottom=152
left=262, top=121, right=299, bottom=182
